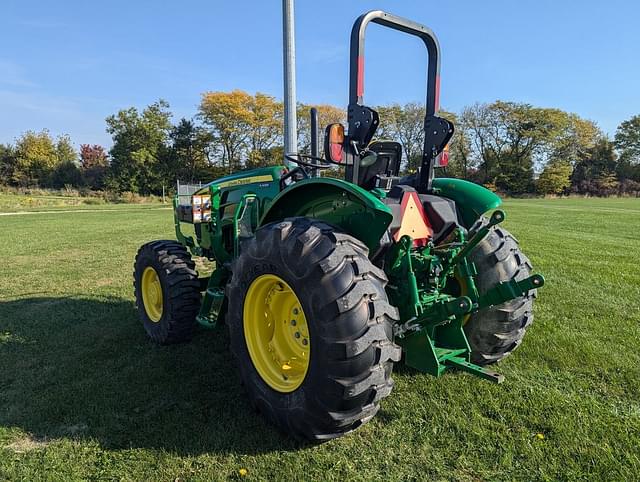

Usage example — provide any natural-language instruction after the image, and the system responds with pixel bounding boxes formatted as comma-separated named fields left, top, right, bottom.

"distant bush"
left=121, top=191, right=144, bottom=204
left=98, top=190, right=162, bottom=204
left=0, top=185, right=162, bottom=205
left=83, top=198, right=105, bottom=205
left=118, top=192, right=141, bottom=204
left=61, top=185, right=81, bottom=197
left=101, top=191, right=121, bottom=203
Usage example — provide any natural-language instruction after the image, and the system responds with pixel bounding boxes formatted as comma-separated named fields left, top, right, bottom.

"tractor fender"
left=260, top=177, right=393, bottom=254
left=431, top=178, right=502, bottom=228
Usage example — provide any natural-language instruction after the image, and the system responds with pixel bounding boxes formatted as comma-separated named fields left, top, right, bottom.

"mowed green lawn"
left=1, top=198, right=639, bottom=481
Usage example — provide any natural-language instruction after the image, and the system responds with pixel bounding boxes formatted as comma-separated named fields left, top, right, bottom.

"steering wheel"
left=285, top=151, right=380, bottom=173
left=284, top=153, right=343, bottom=169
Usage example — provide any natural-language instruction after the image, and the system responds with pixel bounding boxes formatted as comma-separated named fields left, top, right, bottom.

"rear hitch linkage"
left=389, top=209, right=544, bottom=383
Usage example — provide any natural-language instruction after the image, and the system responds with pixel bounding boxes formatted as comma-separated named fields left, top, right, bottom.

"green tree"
left=106, top=100, right=172, bottom=194
left=614, top=114, right=640, bottom=165
left=493, top=150, right=535, bottom=194
left=571, top=138, right=618, bottom=195
left=13, top=130, right=59, bottom=186
left=51, top=135, right=81, bottom=188
left=56, top=135, right=78, bottom=164
left=51, top=161, right=83, bottom=188
left=376, top=102, right=424, bottom=171
left=614, top=114, right=640, bottom=183
left=537, top=160, right=573, bottom=195
left=0, top=144, right=16, bottom=184
left=544, top=111, right=600, bottom=166
left=166, top=118, right=214, bottom=182
left=439, top=110, right=473, bottom=179
left=458, top=102, right=593, bottom=193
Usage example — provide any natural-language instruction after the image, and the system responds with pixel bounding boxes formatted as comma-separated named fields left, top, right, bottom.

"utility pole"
left=282, top=0, right=297, bottom=167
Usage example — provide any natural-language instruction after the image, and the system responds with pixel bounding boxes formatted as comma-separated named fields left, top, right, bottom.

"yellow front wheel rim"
left=243, top=274, right=310, bottom=393
left=141, top=266, right=163, bottom=322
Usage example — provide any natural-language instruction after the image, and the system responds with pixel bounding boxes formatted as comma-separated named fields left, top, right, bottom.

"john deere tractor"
left=134, top=11, right=544, bottom=440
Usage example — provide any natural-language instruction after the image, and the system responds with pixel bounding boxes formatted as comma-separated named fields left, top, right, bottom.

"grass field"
left=0, top=191, right=161, bottom=212
left=1, top=198, right=639, bottom=481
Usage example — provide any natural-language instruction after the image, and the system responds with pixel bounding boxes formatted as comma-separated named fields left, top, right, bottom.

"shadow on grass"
left=0, top=296, right=304, bottom=455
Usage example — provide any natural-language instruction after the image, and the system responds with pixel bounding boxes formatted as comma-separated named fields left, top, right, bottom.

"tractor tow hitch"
left=387, top=207, right=543, bottom=383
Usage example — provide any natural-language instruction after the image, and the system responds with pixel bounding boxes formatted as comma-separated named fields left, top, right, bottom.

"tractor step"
left=197, top=287, right=225, bottom=329
left=196, top=268, right=230, bottom=329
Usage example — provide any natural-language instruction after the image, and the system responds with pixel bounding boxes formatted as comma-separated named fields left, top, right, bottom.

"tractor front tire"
left=464, top=222, right=537, bottom=365
left=133, top=240, right=201, bottom=344
left=227, top=218, right=401, bottom=441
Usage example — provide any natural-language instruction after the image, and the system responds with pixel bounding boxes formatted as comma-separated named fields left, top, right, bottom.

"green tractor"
left=134, top=10, right=544, bottom=440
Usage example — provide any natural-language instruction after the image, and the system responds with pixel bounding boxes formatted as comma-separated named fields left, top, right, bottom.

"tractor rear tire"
left=133, top=240, right=201, bottom=344
left=464, top=222, right=537, bottom=365
left=227, top=218, right=401, bottom=441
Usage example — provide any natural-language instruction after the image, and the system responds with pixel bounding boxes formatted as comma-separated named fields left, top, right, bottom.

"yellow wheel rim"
left=141, top=266, right=163, bottom=322
left=243, top=274, right=310, bottom=393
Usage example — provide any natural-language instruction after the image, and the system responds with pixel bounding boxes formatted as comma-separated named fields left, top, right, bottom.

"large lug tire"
left=227, top=218, right=401, bottom=441
left=133, top=240, right=201, bottom=344
left=464, top=221, right=537, bottom=365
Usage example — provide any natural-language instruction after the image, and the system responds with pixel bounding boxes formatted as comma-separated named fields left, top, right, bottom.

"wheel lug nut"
left=291, top=319, right=296, bottom=326
left=294, top=332, right=301, bottom=338
left=302, top=339, right=308, bottom=345
left=293, top=308, right=299, bottom=315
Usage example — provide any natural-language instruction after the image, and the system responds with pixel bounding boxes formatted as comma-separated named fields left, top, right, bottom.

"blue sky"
left=1, top=0, right=638, bottom=147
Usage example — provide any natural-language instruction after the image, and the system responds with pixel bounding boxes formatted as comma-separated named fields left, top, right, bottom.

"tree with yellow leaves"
left=199, top=90, right=286, bottom=171
left=199, top=90, right=253, bottom=173
left=247, top=93, right=283, bottom=167
left=296, top=103, right=345, bottom=154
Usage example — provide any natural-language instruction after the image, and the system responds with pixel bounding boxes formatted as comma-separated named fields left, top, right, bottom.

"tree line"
left=1, top=90, right=639, bottom=196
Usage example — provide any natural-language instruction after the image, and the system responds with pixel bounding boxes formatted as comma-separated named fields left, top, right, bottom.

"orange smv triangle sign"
left=392, top=191, right=433, bottom=247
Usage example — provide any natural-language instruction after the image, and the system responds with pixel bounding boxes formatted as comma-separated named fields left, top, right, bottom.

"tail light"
left=434, top=144, right=449, bottom=168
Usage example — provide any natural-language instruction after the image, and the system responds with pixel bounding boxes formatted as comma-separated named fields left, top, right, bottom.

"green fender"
left=431, top=178, right=502, bottom=228
left=260, top=177, right=393, bottom=254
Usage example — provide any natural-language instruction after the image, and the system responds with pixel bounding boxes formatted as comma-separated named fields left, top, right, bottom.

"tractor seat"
left=355, top=141, right=403, bottom=190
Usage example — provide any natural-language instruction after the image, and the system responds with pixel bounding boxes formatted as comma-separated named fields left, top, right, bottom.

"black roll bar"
left=348, top=10, right=441, bottom=115
left=345, top=10, right=450, bottom=192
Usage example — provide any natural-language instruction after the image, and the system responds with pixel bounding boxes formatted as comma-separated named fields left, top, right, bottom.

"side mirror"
left=324, top=123, right=345, bottom=163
